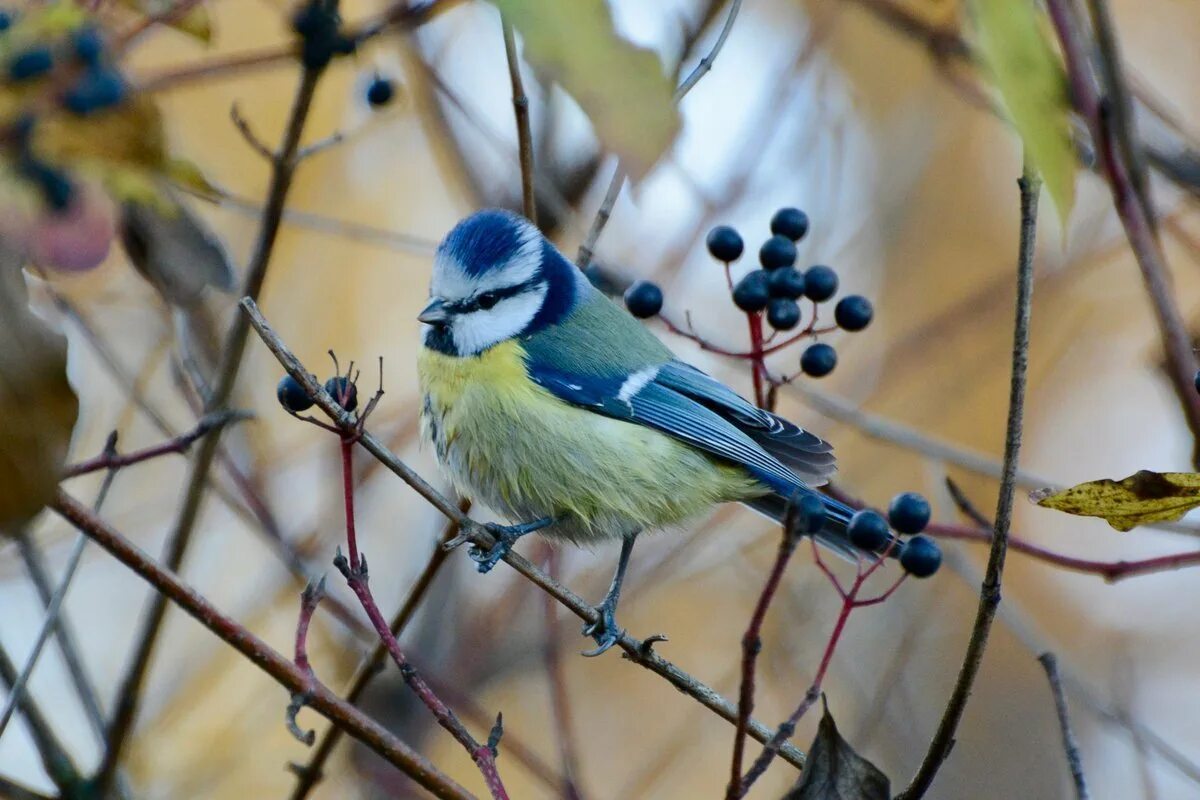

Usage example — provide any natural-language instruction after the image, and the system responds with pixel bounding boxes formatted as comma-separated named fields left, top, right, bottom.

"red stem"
left=748, top=312, right=766, bottom=408
left=726, top=528, right=801, bottom=799
left=341, top=438, right=360, bottom=571
left=337, top=438, right=509, bottom=799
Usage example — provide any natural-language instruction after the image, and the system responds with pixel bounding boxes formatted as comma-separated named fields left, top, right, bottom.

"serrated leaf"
left=488, top=0, right=680, bottom=179
left=784, top=702, right=890, bottom=800
left=1033, top=470, right=1200, bottom=531
left=0, top=245, right=79, bottom=531
left=971, top=0, right=1076, bottom=227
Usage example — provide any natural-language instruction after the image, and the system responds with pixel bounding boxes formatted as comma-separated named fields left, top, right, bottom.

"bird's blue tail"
left=743, top=486, right=899, bottom=561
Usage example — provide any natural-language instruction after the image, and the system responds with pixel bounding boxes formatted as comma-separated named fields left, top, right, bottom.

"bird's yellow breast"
left=417, top=340, right=765, bottom=544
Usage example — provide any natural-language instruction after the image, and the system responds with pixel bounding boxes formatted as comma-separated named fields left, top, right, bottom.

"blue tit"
left=417, top=209, right=893, bottom=655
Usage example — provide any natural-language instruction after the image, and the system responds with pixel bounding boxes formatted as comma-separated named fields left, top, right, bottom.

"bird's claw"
left=466, top=518, right=554, bottom=574
left=581, top=603, right=624, bottom=657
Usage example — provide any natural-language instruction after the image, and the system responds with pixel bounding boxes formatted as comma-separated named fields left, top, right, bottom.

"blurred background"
left=3, top=0, right=1200, bottom=797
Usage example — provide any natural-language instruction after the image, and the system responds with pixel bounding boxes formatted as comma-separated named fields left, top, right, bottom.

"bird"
left=417, top=209, right=895, bottom=655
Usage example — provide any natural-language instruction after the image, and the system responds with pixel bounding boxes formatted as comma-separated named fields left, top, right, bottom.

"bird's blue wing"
left=653, top=362, right=836, bottom=481
left=526, top=362, right=810, bottom=493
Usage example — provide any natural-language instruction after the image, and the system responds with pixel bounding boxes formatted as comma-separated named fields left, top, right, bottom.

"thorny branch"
left=896, top=160, right=1041, bottom=800
left=241, top=297, right=811, bottom=771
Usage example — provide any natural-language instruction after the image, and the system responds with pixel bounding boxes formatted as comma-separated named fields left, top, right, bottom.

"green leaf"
left=488, top=0, right=680, bottom=179
left=785, top=701, right=890, bottom=800
left=1033, top=470, right=1200, bottom=531
left=971, top=0, right=1076, bottom=226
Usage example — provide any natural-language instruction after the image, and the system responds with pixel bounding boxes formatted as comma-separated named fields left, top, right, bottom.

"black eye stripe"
left=448, top=277, right=541, bottom=313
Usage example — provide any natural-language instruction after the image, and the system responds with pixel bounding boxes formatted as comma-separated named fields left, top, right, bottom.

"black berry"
left=732, top=270, right=770, bottom=313
left=803, top=265, right=838, bottom=302
left=800, top=343, right=837, bottom=377
left=0, top=10, right=12, bottom=32
left=790, top=493, right=826, bottom=536
left=834, top=295, right=873, bottom=331
left=73, top=27, right=104, bottom=65
left=848, top=510, right=891, bottom=552
left=766, top=298, right=800, bottom=331
left=767, top=266, right=805, bottom=299
left=9, top=47, right=53, bottom=81
left=899, top=535, right=942, bottom=578
left=324, top=376, right=359, bottom=412
left=366, top=74, right=394, bottom=107
left=706, top=225, right=744, bottom=262
left=770, top=207, right=809, bottom=241
left=63, top=67, right=126, bottom=115
left=277, top=375, right=314, bottom=412
left=624, top=280, right=663, bottom=319
left=759, top=235, right=797, bottom=270
left=18, top=158, right=73, bottom=211
left=888, top=492, right=931, bottom=534
left=1195, top=369, right=1200, bottom=395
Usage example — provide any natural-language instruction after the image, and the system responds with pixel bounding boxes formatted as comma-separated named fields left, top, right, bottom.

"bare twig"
left=1039, top=653, right=1090, bottom=800
left=241, top=297, right=810, bottom=770
left=63, top=412, right=245, bottom=478
left=726, top=508, right=804, bottom=798
left=502, top=16, right=537, bottom=224
left=576, top=0, right=743, bottom=267
left=289, top=510, right=465, bottom=799
left=0, top=640, right=83, bottom=797
left=1046, top=0, right=1200, bottom=467
left=94, top=48, right=330, bottom=798
left=541, top=550, right=586, bottom=800
left=896, top=161, right=1040, bottom=800
left=51, top=490, right=473, bottom=800
left=331, top=438, right=510, bottom=798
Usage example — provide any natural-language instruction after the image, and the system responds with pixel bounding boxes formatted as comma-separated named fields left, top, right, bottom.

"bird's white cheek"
left=452, top=289, right=546, bottom=355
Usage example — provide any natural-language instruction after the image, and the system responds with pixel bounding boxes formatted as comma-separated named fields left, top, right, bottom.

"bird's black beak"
left=418, top=297, right=449, bottom=324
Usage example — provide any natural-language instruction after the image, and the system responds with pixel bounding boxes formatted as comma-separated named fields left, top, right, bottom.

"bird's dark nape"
left=743, top=489, right=898, bottom=561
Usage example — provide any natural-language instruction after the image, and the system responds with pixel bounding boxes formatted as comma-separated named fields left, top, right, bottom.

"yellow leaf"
left=971, top=0, right=1076, bottom=226
left=1033, top=470, right=1200, bottom=531
left=165, top=158, right=221, bottom=198
left=0, top=245, right=79, bottom=530
left=116, top=0, right=215, bottom=45
left=489, top=0, right=681, bottom=180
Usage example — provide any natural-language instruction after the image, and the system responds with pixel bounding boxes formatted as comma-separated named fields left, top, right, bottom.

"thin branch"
left=1039, top=653, right=1090, bottom=800
left=15, top=533, right=107, bottom=741
left=576, top=0, right=743, bottom=267
left=62, top=411, right=245, bottom=478
left=896, top=161, right=1041, bottom=800
left=726, top=511, right=803, bottom=798
left=0, top=775, right=55, bottom=800
left=289, top=510, right=465, bottom=800
left=0, top=640, right=83, bottom=797
left=50, top=490, right=473, bottom=800
left=501, top=16, right=537, bottom=224
left=93, top=49, right=330, bottom=798
left=331, top=439, right=510, bottom=798
left=1046, top=0, right=1200, bottom=468
left=541, top=550, right=586, bottom=800
left=241, top=297, right=810, bottom=771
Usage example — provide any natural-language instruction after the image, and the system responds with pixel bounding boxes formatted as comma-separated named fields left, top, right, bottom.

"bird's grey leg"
left=467, top=517, right=556, bottom=574
left=581, top=531, right=639, bottom=657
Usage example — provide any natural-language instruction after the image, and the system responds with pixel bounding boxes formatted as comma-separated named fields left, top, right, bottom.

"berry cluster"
left=623, top=207, right=875, bottom=380
left=846, top=492, right=941, bottom=577
left=277, top=373, right=359, bottom=414
left=5, top=24, right=127, bottom=116
left=292, top=1, right=356, bottom=70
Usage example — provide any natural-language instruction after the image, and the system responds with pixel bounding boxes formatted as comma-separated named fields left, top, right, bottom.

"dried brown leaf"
left=1033, top=470, right=1200, bottom=531
left=785, top=702, right=890, bottom=800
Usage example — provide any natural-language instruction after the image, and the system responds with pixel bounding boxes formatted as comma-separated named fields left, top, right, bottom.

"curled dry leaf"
left=0, top=245, right=79, bottom=532
left=120, top=187, right=235, bottom=307
left=116, top=0, right=214, bottom=44
left=489, top=0, right=681, bottom=180
left=785, top=701, right=890, bottom=800
left=1032, top=470, right=1200, bottom=531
